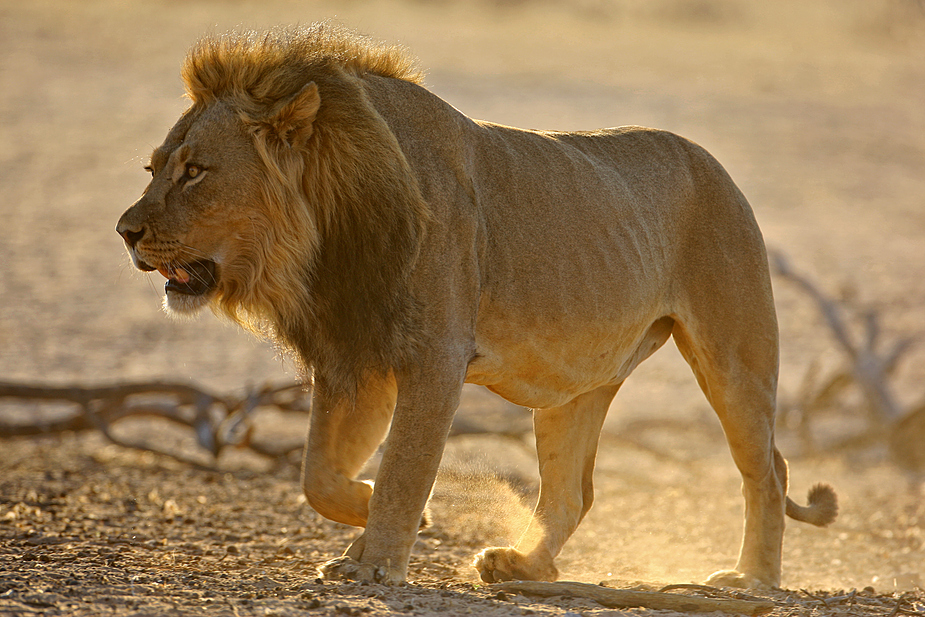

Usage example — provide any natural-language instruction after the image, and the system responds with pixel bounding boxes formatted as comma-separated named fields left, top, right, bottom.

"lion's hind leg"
left=474, top=384, right=619, bottom=583
left=671, top=310, right=788, bottom=589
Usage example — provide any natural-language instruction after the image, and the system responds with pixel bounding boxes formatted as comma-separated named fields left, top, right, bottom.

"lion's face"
left=117, top=102, right=265, bottom=315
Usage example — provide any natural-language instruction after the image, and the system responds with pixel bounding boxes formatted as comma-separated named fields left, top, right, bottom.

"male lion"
left=117, top=25, right=837, bottom=588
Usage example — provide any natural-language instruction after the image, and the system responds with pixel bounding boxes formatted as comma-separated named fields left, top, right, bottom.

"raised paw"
left=705, top=569, right=776, bottom=590
left=473, top=547, right=558, bottom=583
left=318, top=556, right=404, bottom=585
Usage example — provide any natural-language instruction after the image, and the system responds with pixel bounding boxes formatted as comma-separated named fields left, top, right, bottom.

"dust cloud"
left=431, top=462, right=537, bottom=554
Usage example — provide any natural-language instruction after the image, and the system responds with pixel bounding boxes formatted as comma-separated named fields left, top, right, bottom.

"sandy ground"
left=1, top=0, right=924, bottom=615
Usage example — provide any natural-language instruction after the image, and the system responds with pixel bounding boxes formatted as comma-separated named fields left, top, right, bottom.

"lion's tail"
left=785, top=483, right=838, bottom=527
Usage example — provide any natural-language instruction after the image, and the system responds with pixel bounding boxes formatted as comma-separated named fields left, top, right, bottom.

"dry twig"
left=491, top=580, right=775, bottom=615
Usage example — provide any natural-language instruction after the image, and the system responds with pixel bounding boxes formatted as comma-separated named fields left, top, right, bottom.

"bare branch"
left=769, top=250, right=858, bottom=359
left=883, top=335, right=918, bottom=376
left=0, top=380, right=309, bottom=466
left=492, top=581, right=775, bottom=615
left=770, top=250, right=924, bottom=470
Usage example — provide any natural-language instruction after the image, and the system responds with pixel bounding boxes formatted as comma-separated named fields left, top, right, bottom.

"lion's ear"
left=268, top=82, right=321, bottom=148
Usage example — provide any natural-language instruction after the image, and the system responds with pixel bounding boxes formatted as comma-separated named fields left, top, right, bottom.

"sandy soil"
left=1, top=1, right=924, bottom=615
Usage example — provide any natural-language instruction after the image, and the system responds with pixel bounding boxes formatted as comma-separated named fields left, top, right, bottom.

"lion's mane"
left=180, top=25, right=430, bottom=395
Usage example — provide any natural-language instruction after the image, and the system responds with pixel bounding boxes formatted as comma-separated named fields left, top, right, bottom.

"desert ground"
left=1, top=0, right=924, bottom=615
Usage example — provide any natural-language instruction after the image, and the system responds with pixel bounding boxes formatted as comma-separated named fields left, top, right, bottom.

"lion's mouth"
left=156, top=260, right=218, bottom=296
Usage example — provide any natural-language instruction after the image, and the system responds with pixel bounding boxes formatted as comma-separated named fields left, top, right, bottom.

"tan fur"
left=117, top=25, right=837, bottom=588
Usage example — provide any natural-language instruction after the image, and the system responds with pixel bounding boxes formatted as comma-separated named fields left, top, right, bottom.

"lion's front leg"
left=301, top=372, right=396, bottom=528
left=318, top=362, right=464, bottom=585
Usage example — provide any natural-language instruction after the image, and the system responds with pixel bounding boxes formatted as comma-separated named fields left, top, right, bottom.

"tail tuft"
left=786, top=483, right=838, bottom=527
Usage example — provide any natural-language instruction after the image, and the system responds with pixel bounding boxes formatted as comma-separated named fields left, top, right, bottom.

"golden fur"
left=118, top=25, right=837, bottom=588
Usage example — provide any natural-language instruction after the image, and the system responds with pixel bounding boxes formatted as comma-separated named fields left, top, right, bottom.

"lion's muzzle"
left=117, top=214, right=218, bottom=298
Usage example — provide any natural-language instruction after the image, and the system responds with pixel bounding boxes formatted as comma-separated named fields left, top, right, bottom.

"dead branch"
left=769, top=250, right=924, bottom=471
left=770, top=250, right=912, bottom=422
left=491, top=581, right=775, bottom=615
left=0, top=379, right=539, bottom=467
left=0, top=380, right=309, bottom=465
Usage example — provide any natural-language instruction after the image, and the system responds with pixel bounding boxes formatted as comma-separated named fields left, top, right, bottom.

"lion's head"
left=117, top=25, right=429, bottom=393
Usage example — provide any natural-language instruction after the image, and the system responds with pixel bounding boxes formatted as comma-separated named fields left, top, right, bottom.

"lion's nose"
left=117, top=221, right=146, bottom=248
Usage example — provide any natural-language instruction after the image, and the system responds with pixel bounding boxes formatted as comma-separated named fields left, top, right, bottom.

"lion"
left=116, top=24, right=837, bottom=588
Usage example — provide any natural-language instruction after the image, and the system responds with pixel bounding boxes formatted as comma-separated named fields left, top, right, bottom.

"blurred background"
left=1, top=0, right=923, bottom=591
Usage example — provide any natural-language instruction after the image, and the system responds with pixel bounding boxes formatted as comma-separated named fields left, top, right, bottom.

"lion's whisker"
left=177, top=243, right=211, bottom=261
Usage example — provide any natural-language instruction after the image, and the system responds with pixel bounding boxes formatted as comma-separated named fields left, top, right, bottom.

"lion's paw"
left=318, top=556, right=404, bottom=585
left=473, top=547, right=558, bottom=583
left=705, top=569, right=776, bottom=590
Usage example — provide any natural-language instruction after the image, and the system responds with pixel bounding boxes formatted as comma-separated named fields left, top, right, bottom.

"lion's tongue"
left=157, top=266, right=190, bottom=283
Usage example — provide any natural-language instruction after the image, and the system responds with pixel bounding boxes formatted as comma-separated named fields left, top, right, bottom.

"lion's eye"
left=186, top=165, right=201, bottom=179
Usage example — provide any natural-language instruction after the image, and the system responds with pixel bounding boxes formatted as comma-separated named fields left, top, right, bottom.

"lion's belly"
left=464, top=221, right=676, bottom=409
left=465, top=358, right=616, bottom=409
left=465, top=310, right=669, bottom=409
